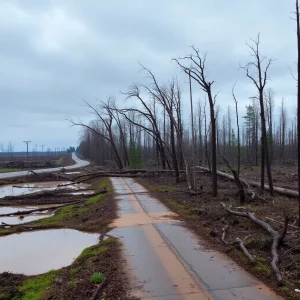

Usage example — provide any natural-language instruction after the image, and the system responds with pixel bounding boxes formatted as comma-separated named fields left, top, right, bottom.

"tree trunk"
left=296, top=0, right=300, bottom=226
left=208, top=89, right=218, bottom=196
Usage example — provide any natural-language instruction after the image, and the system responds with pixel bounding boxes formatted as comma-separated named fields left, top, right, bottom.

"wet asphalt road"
left=0, top=153, right=89, bottom=179
left=109, top=177, right=281, bottom=300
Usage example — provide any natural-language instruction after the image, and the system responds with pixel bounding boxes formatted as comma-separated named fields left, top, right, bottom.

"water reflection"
left=0, top=229, right=99, bottom=275
left=0, top=181, right=91, bottom=198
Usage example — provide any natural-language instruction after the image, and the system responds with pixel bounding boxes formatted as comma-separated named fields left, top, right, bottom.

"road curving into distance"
left=0, top=153, right=89, bottom=180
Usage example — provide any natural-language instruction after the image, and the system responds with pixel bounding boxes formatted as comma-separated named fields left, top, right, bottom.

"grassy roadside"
left=0, top=168, right=21, bottom=173
left=0, top=177, right=135, bottom=300
left=137, top=177, right=300, bottom=300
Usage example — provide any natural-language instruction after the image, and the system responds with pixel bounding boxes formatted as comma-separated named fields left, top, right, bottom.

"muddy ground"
left=0, top=177, right=136, bottom=300
left=137, top=172, right=300, bottom=300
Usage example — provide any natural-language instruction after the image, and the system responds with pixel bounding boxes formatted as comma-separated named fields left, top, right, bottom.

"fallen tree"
left=221, top=202, right=289, bottom=284
left=0, top=200, right=84, bottom=217
left=221, top=224, right=255, bottom=263
left=197, top=166, right=299, bottom=198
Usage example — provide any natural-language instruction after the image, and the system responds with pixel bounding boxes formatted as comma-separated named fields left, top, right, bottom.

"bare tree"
left=189, top=71, right=197, bottom=189
left=296, top=0, right=300, bottom=226
left=174, top=47, right=218, bottom=196
left=265, top=89, right=275, bottom=163
left=6, top=141, right=14, bottom=161
left=279, top=99, right=287, bottom=164
left=242, top=34, right=274, bottom=195
left=232, top=85, right=241, bottom=177
left=70, top=98, right=124, bottom=169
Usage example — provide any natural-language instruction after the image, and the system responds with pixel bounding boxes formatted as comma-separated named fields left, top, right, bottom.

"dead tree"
left=137, top=65, right=182, bottom=184
left=121, top=84, right=171, bottom=170
left=189, top=71, right=197, bottom=189
left=105, top=100, right=130, bottom=167
left=223, top=158, right=245, bottom=203
left=232, top=85, right=241, bottom=177
left=279, top=99, right=287, bottom=164
left=242, top=34, right=274, bottom=196
left=174, top=48, right=218, bottom=196
left=70, top=98, right=124, bottom=169
left=296, top=0, right=300, bottom=227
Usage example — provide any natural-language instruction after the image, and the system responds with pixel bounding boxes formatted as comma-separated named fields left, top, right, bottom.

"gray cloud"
left=0, top=0, right=298, bottom=151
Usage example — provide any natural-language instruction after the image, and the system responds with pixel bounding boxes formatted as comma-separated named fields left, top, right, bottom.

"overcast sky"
left=0, top=0, right=297, bottom=152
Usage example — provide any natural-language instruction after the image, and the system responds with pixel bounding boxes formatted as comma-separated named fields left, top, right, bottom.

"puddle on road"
left=0, top=181, right=91, bottom=198
left=0, top=229, right=99, bottom=275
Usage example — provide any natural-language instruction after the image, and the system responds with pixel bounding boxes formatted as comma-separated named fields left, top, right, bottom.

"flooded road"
left=110, top=177, right=281, bottom=300
left=0, top=229, right=99, bottom=275
left=0, top=153, right=89, bottom=179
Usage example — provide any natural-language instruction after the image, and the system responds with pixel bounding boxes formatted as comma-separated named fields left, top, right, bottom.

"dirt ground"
left=233, top=164, right=298, bottom=190
left=0, top=177, right=136, bottom=300
left=137, top=172, right=300, bottom=300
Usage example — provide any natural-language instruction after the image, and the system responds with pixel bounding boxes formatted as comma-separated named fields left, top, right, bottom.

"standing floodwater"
left=0, top=229, right=99, bottom=275
left=0, top=181, right=92, bottom=198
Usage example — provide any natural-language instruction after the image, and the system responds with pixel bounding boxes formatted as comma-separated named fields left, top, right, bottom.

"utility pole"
left=23, top=141, right=31, bottom=159
left=41, top=145, right=45, bottom=154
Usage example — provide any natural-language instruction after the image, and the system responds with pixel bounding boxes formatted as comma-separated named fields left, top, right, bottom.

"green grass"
left=98, top=177, right=112, bottom=192
left=0, top=228, right=12, bottom=236
left=68, top=278, right=79, bottom=288
left=158, top=197, right=198, bottom=218
left=35, top=204, right=75, bottom=225
left=17, top=270, right=57, bottom=300
left=103, top=237, right=118, bottom=246
left=0, top=168, right=21, bottom=173
left=70, top=267, right=78, bottom=275
left=86, top=194, right=104, bottom=205
left=75, top=245, right=108, bottom=261
left=254, top=260, right=272, bottom=277
left=78, top=206, right=88, bottom=214
left=90, top=272, right=104, bottom=284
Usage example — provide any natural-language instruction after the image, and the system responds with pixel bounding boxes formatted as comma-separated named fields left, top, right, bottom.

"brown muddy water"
left=0, top=181, right=91, bottom=198
left=0, top=229, right=99, bottom=275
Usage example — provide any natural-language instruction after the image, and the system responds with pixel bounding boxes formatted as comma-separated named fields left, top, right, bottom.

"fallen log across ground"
left=221, top=224, right=255, bottom=263
left=0, top=222, right=39, bottom=229
left=197, top=166, right=299, bottom=198
left=73, top=169, right=187, bottom=180
left=221, top=202, right=289, bottom=284
left=0, top=189, right=107, bottom=207
left=0, top=200, right=84, bottom=217
left=63, top=169, right=206, bottom=187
